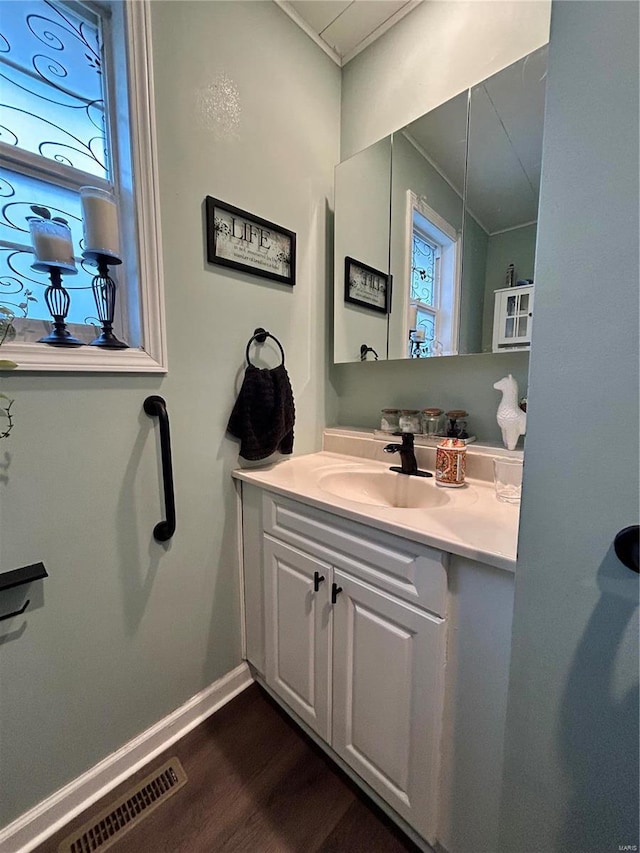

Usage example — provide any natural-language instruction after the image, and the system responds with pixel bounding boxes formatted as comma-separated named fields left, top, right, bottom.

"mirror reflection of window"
left=388, top=90, right=467, bottom=361
left=412, top=231, right=436, bottom=305
left=406, top=193, right=460, bottom=358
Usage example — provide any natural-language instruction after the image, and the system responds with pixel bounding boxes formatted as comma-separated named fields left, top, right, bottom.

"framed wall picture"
left=205, top=196, right=296, bottom=286
left=344, top=256, right=390, bottom=314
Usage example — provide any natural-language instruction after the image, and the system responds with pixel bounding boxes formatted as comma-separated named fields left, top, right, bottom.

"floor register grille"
left=57, top=758, right=187, bottom=853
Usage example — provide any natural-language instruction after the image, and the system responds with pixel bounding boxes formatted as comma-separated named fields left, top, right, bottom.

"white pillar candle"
left=28, top=219, right=75, bottom=269
left=409, top=303, right=417, bottom=330
left=80, top=186, right=121, bottom=259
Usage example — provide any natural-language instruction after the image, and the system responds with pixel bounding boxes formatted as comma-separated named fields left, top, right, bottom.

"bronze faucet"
left=383, top=433, right=432, bottom=477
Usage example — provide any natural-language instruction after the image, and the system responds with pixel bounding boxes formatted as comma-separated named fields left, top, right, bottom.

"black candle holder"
left=36, top=265, right=83, bottom=347
left=408, top=330, right=429, bottom=359
left=85, top=253, right=128, bottom=349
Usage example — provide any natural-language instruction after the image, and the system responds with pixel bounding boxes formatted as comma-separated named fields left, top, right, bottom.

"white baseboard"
left=0, top=662, right=253, bottom=853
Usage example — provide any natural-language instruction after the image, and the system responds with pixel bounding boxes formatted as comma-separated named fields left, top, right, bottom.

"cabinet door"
left=493, top=287, right=534, bottom=350
left=331, top=570, right=446, bottom=844
left=264, top=537, right=331, bottom=740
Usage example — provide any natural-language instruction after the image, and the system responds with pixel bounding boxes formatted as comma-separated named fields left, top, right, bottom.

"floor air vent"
left=58, top=757, right=187, bottom=853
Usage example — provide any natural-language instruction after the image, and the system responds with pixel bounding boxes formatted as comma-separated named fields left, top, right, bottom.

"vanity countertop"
left=233, top=451, right=519, bottom=572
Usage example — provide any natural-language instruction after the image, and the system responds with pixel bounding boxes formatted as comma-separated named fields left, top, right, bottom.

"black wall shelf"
left=0, top=562, right=48, bottom=592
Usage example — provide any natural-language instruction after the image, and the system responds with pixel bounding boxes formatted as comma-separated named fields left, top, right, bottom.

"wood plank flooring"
left=38, top=683, right=422, bottom=852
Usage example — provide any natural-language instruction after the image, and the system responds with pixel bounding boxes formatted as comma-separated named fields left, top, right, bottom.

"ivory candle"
left=409, top=304, right=417, bottom=330
left=80, top=186, right=120, bottom=259
left=29, top=219, right=75, bottom=269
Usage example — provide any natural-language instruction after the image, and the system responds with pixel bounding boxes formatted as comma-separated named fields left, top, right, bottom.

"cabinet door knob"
left=313, top=571, right=325, bottom=592
left=331, top=583, right=343, bottom=604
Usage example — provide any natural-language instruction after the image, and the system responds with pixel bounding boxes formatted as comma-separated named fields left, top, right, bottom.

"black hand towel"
left=227, top=363, right=295, bottom=461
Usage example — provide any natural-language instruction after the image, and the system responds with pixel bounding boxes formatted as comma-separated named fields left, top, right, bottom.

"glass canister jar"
left=399, top=409, right=421, bottom=433
left=380, top=408, right=400, bottom=433
left=445, top=409, right=469, bottom=439
left=422, top=408, right=444, bottom=437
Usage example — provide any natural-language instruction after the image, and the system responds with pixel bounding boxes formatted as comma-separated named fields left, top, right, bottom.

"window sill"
left=1, top=342, right=167, bottom=373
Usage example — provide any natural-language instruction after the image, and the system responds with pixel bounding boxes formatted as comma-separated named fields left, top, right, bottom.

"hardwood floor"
left=38, top=683, right=422, bottom=853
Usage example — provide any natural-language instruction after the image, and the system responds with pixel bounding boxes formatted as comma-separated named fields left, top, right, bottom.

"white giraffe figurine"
left=494, top=374, right=526, bottom=450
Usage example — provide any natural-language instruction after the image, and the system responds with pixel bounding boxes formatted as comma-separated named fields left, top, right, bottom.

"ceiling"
left=276, top=0, right=420, bottom=65
left=402, top=46, right=548, bottom=234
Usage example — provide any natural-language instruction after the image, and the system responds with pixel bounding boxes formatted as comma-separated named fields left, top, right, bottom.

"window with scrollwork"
left=406, top=191, right=460, bottom=358
left=0, top=0, right=166, bottom=372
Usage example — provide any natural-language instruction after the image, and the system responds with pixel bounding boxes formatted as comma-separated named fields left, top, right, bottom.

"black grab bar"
left=144, top=395, right=176, bottom=542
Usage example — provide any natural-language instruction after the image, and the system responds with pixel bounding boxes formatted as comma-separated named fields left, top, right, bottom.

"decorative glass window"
left=406, top=191, right=460, bottom=358
left=409, top=228, right=438, bottom=357
left=0, top=0, right=166, bottom=372
left=1, top=1, right=107, bottom=177
left=411, top=231, right=437, bottom=308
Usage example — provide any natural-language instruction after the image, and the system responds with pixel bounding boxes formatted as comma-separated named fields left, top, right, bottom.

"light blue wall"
left=0, top=1, right=340, bottom=828
left=500, top=3, right=639, bottom=850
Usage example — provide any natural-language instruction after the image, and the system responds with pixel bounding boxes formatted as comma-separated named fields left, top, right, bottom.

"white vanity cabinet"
left=263, top=537, right=331, bottom=739
left=244, top=485, right=447, bottom=845
left=492, top=284, right=534, bottom=351
left=331, top=569, right=444, bottom=838
left=237, top=450, right=518, bottom=853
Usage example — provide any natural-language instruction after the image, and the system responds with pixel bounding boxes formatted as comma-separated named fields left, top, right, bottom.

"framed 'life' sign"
left=344, top=256, right=390, bottom=314
left=205, top=197, right=296, bottom=286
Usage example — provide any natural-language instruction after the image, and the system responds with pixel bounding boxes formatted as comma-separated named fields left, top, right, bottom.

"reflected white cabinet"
left=492, top=285, right=534, bottom=351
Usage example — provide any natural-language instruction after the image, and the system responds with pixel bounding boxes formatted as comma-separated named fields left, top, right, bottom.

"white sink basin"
left=234, top=450, right=518, bottom=570
left=317, top=469, right=450, bottom=509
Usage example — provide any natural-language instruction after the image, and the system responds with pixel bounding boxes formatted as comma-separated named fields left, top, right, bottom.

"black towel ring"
left=246, top=328, right=285, bottom=367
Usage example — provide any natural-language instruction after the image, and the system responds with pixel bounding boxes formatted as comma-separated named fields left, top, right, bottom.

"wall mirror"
left=333, top=136, right=391, bottom=364
left=333, top=44, right=548, bottom=364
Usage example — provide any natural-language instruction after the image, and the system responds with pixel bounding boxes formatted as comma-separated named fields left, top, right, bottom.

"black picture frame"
left=205, top=196, right=296, bottom=286
left=344, top=256, right=390, bottom=314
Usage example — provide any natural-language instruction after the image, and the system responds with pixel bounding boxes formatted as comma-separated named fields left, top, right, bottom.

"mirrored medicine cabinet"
left=333, top=44, right=548, bottom=365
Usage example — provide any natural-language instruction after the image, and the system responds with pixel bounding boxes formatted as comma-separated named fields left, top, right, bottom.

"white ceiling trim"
left=489, top=218, right=538, bottom=238
left=274, top=0, right=342, bottom=66
left=274, top=0, right=422, bottom=67
left=340, top=0, right=422, bottom=65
